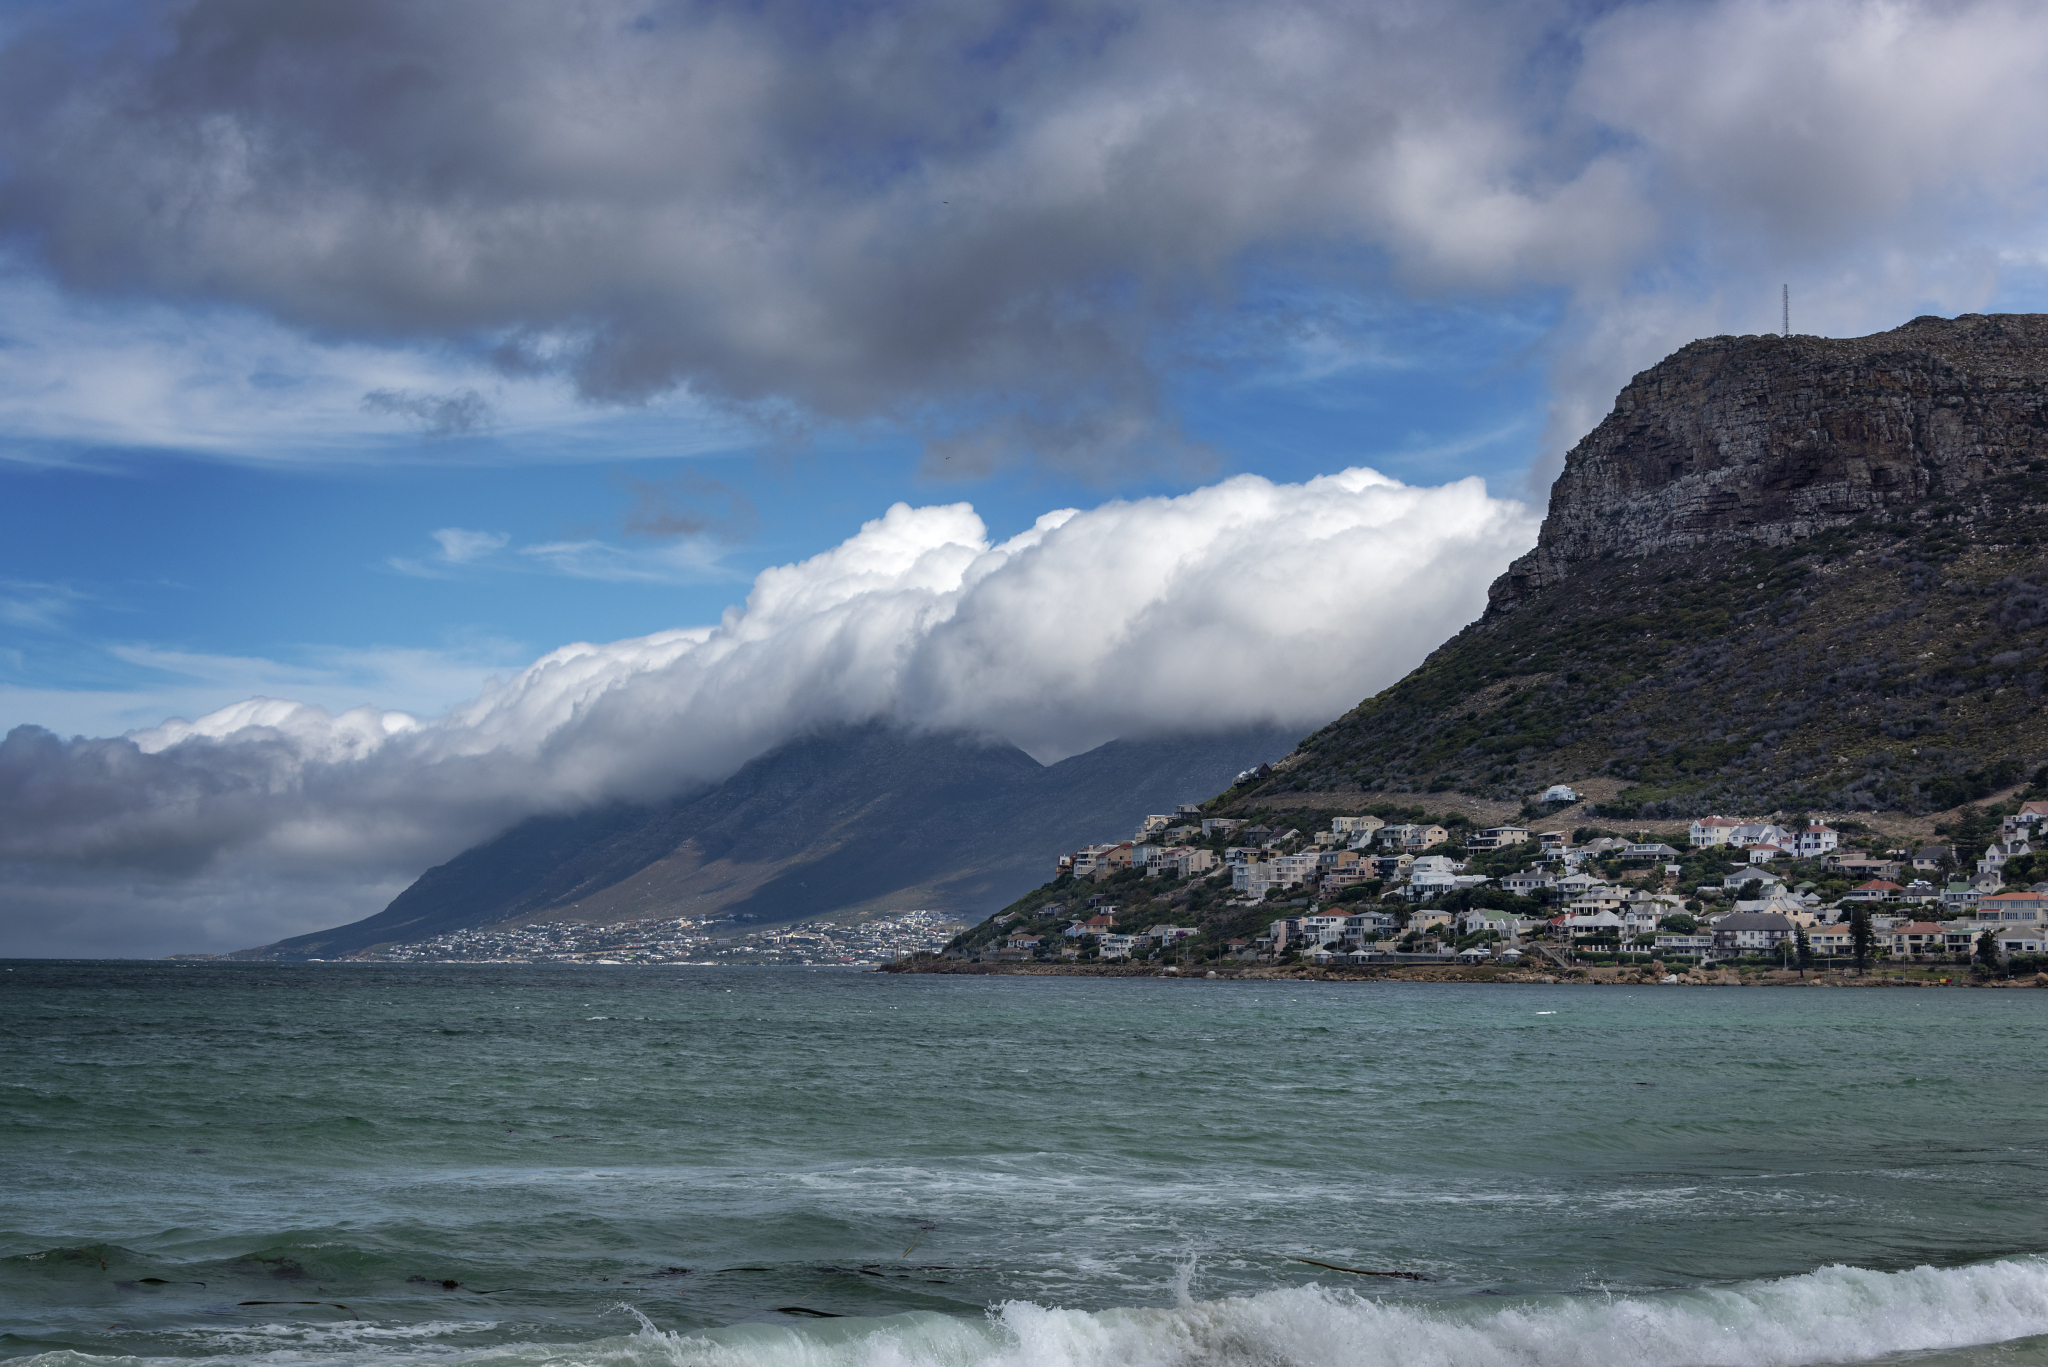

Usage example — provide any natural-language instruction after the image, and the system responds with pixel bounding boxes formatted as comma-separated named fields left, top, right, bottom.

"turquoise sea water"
left=4, top=962, right=2048, bottom=1367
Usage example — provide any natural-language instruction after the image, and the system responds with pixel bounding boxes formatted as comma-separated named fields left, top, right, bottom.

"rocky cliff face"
left=1490, top=314, right=2048, bottom=609
left=1223, top=313, right=2048, bottom=818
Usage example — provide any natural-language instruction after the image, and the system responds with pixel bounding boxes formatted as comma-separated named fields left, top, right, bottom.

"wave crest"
left=15, top=1258, right=2048, bottom=1367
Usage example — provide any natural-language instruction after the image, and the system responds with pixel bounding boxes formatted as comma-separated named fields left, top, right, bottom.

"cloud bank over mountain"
left=0, top=468, right=1535, bottom=956
left=3, top=0, right=2045, bottom=473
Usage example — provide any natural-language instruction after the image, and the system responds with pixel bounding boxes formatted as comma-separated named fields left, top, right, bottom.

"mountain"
left=241, top=723, right=1298, bottom=959
left=1230, top=313, right=2048, bottom=819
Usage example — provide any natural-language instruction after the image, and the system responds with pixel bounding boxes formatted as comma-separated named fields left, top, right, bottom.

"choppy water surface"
left=4, top=962, right=2047, bottom=1367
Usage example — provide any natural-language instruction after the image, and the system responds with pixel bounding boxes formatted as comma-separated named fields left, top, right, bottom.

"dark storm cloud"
left=7, top=1, right=2041, bottom=473
left=0, top=0, right=1642, bottom=470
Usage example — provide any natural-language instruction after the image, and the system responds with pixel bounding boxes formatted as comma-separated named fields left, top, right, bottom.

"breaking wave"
left=15, top=1258, right=2048, bottom=1367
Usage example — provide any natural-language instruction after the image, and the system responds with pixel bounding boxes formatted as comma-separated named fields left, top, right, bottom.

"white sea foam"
left=18, top=1259, right=2048, bottom=1367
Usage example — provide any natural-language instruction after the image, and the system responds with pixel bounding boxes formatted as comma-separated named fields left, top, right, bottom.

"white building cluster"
left=1021, top=796, right=2048, bottom=968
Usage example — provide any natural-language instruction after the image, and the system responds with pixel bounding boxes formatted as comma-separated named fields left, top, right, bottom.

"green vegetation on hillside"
left=1244, top=468, right=2048, bottom=817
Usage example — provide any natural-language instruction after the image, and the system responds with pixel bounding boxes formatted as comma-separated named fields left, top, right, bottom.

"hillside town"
left=939, top=785, right=2048, bottom=974
left=341, top=909, right=964, bottom=966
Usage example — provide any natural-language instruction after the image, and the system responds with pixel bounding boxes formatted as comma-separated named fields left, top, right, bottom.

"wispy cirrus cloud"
left=0, top=579, right=87, bottom=630
left=430, top=528, right=511, bottom=564
left=389, top=522, right=738, bottom=584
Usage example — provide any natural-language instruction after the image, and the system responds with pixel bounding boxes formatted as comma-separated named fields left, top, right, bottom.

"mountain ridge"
left=1230, top=314, right=2048, bottom=819
left=240, top=723, right=1298, bottom=959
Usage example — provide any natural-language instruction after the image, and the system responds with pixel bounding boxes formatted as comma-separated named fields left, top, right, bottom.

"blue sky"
left=8, top=0, right=2048, bottom=954
left=0, top=278, right=1563, bottom=737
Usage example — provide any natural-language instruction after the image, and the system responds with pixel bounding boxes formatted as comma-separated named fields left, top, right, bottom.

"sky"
left=7, top=0, right=2048, bottom=957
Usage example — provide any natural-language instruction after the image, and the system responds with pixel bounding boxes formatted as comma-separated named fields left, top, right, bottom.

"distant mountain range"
left=239, top=723, right=1297, bottom=959
left=247, top=314, right=2048, bottom=961
left=1233, top=313, right=2048, bottom=820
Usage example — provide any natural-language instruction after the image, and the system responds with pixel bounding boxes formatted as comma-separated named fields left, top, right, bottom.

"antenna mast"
left=1783, top=284, right=1789, bottom=337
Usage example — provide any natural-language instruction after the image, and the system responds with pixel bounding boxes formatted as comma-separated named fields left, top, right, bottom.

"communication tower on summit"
left=1783, top=284, right=1789, bottom=337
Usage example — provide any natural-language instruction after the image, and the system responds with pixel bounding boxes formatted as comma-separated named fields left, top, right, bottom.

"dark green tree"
left=1850, top=907, right=1874, bottom=975
left=1976, top=927, right=2003, bottom=974
left=1794, top=924, right=1813, bottom=977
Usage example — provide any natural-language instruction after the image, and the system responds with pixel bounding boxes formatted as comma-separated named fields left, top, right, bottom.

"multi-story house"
left=1712, top=912, right=1793, bottom=952
left=1332, top=815, right=1385, bottom=843
left=1689, top=816, right=1746, bottom=847
left=1794, top=825, right=1840, bottom=857
left=1974, top=890, right=2048, bottom=925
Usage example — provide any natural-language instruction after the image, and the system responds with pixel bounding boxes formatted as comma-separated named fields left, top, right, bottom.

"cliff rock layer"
left=1492, top=314, right=2048, bottom=609
left=1230, top=314, right=2048, bottom=818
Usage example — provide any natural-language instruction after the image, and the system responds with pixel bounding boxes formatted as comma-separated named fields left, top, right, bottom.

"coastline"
left=879, top=959, right=2048, bottom=987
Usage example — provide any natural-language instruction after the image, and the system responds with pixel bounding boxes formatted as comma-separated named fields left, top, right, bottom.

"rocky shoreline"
left=879, top=958, right=2048, bottom=987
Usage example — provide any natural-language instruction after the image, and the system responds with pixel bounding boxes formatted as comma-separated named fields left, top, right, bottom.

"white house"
left=1989, top=927, right=2048, bottom=955
left=1980, top=838, right=2032, bottom=876
left=1728, top=823, right=1793, bottom=849
left=1806, top=925, right=1854, bottom=958
left=1712, top=912, right=1793, bottom=952
left=1563, top=910, right=1627, bottom=939
left=1568, top=885, right=1629, bottom=916
left=1689, top=816, right=1746, bottom=847
left=1542, top=784, right=1579, bottom=803
left=1974, top=891, right=2048, bottom=924
left=1458, top=908, right=1515, bottom=937
left=1942, top=881, right=1982, bottom=913
left=1794, top=825, right=1840, bottom=857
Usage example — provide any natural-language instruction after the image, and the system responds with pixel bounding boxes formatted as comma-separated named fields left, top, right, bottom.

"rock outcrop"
left=1490, top=314, right=2048, bottom=609
left=1222, top=312, right=2048, bottom=816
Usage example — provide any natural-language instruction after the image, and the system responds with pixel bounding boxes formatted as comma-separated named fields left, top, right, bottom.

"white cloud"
left=430, top=528, right=511, bottom=563
left=514, top=537, right=733, bottom=583
left=388, top=525, right=738, bottom=583
left=0, top=267, right=743, bottom=467
left=0, top=468, right=1536, bottom=955
left=0, top=638, right=526, bottom=742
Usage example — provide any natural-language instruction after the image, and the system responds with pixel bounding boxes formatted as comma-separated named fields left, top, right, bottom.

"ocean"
left=4, top=961, right=2047, bottom=1367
